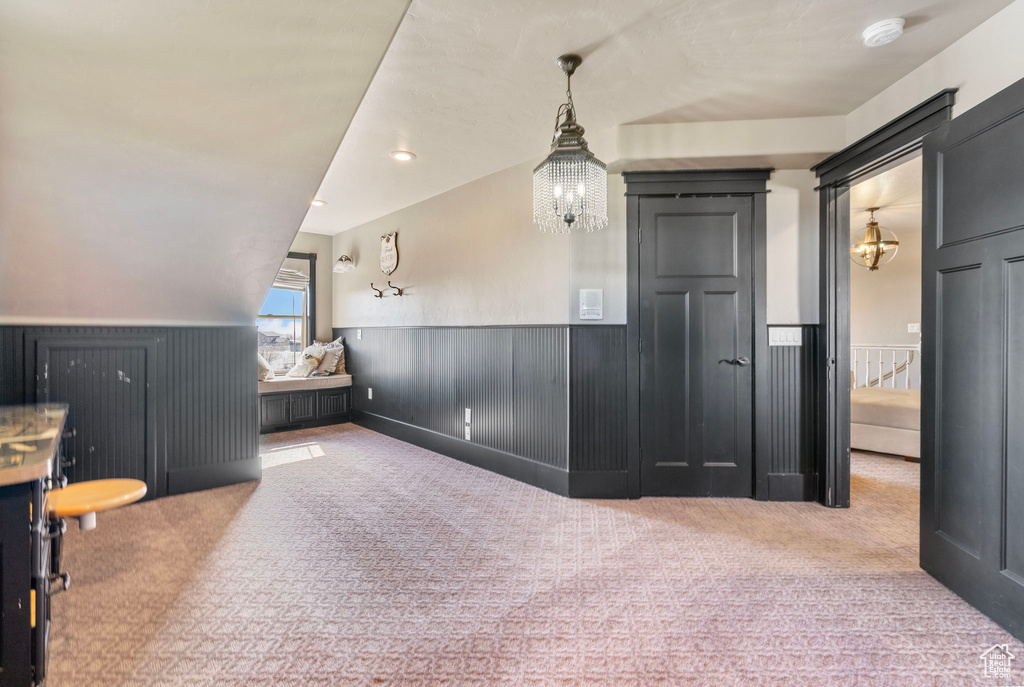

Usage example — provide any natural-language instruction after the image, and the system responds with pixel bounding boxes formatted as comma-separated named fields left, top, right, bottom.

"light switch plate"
left=769, top=327, right=803, bottom=346
left=580, top=289, right=603, bottom=320
left=367, top=387, right=373, bottom=400
left=465, top=408, right=472, bottom=424
left=464, top=426, right=471, bottom=441
left=908, top=323, right=920, bottom=333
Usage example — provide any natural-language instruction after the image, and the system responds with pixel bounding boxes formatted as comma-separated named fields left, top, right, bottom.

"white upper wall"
left=288, top=233, right=335, bottom=342
left=0, top=0, right=409, bottom=326
left=847, top=0, right=1024, bottom=143
left=331, top=159, right=572, bottom=328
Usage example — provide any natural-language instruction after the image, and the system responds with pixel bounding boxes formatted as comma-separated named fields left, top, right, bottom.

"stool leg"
left=78, top=512, right=97, bottom=531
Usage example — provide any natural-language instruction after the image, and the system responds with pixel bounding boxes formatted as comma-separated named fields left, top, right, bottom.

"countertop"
left=0, top=403, right=68, bottom=487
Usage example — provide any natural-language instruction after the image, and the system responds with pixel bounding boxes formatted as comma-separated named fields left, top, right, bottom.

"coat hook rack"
left=388, top=281, right=404, bottom=296
left=370, top=283, right=384, bottom=298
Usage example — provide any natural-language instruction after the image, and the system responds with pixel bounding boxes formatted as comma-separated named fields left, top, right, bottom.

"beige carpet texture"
left=47, top=424, right=1023, bottom=686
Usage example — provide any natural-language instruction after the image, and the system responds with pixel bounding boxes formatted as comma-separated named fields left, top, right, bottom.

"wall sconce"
left=333, top=255, right=355, bottom=274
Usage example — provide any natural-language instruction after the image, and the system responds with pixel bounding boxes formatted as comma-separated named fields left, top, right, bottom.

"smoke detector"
left=863, top=18, right=905, bottom=47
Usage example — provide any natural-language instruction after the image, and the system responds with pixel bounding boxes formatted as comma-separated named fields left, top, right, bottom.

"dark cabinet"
left=259, top=387, right=351, bottom=433
left=260, top=395, right=290, bottom=427
left=319, top=389, right=350, bottom=418
left=290, top=392, right=317, bottom=422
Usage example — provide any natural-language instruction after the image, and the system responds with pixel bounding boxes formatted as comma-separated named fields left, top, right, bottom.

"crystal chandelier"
left=533, top=54, right=607, bottom=234
left=850, top=208, right=899, bottom=271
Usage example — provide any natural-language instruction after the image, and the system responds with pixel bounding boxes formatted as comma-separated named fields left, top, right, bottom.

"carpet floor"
left=47, top=424, right=1023, bottom=686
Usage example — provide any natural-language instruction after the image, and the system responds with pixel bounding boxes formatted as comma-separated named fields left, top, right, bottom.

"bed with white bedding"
left=850, top=387, right=920, bottom=459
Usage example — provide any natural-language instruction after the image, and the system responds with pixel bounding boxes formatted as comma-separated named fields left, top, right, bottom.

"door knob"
left=718, top=356, right=751, bottom=367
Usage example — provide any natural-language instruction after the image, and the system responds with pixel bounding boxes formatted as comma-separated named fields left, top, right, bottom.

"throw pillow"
left=257, top=354, right=275, bottom=382
left=314, top=346, right=342, bottom=376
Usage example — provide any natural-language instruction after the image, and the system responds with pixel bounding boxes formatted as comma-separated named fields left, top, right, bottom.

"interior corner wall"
left=766, top=169, right=820, bottom=325
left=846, top=0, right=1024, bottom=143
left=332, top=158, right=575, bottom=328
left=288, top=232, right=334, bottom=342
left=569, top=174, right=627, bottom=325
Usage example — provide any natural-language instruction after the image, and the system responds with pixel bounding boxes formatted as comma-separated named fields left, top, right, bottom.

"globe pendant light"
left=533, top=54, right=608, bottom=234
left=850, top=207, right=899, bottom=271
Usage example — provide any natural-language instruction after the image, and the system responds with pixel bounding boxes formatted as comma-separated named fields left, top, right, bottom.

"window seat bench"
left=259, top=374, right=352, bottom=434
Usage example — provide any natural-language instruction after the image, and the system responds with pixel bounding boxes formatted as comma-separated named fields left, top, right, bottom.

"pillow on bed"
left=257, top=354, right=275, bottom=382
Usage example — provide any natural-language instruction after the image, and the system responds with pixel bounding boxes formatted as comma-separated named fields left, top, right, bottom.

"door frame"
left=623, top=169, right=771, bottom=499
left=810, top=89, right=957, bottom=507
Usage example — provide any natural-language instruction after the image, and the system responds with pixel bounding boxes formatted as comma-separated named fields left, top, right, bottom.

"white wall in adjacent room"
left=850, top=230, right=922, bottom=348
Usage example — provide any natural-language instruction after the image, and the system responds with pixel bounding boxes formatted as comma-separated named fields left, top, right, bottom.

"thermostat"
left=580, top=289, right=603, bottom=320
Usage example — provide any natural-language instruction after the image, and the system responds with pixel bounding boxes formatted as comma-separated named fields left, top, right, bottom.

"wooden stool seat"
left=47, top=479, right=147, bottom=526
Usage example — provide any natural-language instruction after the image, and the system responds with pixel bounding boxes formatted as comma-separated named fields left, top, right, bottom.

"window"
left=257, top=252, right=317, bottom=373
left=257, top=287, right=307, bottom=372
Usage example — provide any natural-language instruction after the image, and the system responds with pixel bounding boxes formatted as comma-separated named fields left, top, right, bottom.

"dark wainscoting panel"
left=336, top=325, right=627, bottom=497
left=764, top=325, right=818, bottom=501
left=0, top=325, right=259, bottom=499
left=569, top=327, right=628, bottom=494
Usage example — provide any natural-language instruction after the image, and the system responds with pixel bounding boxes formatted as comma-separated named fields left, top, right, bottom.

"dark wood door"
left=639, top=195, right=754, bottom=496
left=921, top=76, right=1024, bottom=640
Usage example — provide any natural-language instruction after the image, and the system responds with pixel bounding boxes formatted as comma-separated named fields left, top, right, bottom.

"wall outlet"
left=908, top=323, right=921, bottom=333
left=465, top=408, right=472, bottom=424
left=357, top=329, right=362, bottom=340
left=367, top=387, right=373, bottom=400
left=464, top=426, right=471, bottom=441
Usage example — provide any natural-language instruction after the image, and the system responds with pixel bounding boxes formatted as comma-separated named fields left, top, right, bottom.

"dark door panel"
left=260, top=394, right=290, bottom=428
left=318, top=388, right=350, bottom=419
left=921, top=75, right=1024, bottom=640
left=639, top=196, right=754, bottom=497
left=290, top=392, right=316, bottom=422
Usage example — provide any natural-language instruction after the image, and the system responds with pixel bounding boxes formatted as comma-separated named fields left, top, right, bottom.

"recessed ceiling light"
left=389, top=150, right=416, bottom=161
left=311, top=199, right=327, bottom=207
left=863, top=18, right=905, bottom=47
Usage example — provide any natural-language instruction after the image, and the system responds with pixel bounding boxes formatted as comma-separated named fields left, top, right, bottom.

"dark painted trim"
left=622, top=168, right=773, bottom=196
left=287, top=250, right=317, bottom=346
left=812, top=89, right=957, bottom=186
left=568, top=471, right=628, bottom=499
left=811, top=90, right=955, bottom=508
left=766, top=473, right=816, bottom=501
left=625, top=194, right=641, bottom=498
left=623, top=169, right=771, bottom=499
left=167, top=455, right=261, bottom=496
left=354, top=411, right=571, bottom=496
left=752, top=191, right=770, bottom=500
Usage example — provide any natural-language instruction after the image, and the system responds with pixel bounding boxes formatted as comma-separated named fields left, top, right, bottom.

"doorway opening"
left=848, top=155, right=923, bottom=475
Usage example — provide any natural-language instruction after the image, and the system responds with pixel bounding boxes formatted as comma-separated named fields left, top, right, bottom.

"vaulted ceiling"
left=0, top=0, right=410, bottom=324
left=300, top=0, right=1012, bottom=235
